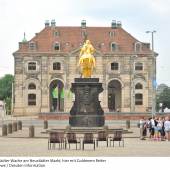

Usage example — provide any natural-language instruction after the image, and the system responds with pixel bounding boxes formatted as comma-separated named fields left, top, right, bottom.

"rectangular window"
left=111, top=43, right=117, bottom=51
left=135, top=63, right=143, bottom=71
left=53, top=62, right=61, bottom=70
left=29, top=42, right=36, bottom=50
left=111, top=63, right=119, bottom=70
left=135, top=94, right=143, bottom=105
left=54, top=43, right=60, bottom=51
left=28, top=94, right=36, bottom=106
left=28, top=62, right=36, bottom=70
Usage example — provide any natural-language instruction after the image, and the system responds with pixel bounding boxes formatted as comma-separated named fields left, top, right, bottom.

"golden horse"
left=79, top=40, right=96, bottom=78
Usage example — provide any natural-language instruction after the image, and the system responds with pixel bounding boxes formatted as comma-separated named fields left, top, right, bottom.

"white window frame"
left=134, top=42, right=142, bottom=52
left=29, top=41, right=36, bottom=50
left=27, top=61, right=38, bottom=72
left=134, top=62, right=144, bottom=71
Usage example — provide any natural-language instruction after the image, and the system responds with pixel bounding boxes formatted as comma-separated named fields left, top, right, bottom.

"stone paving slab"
left=0, top=127, right=170, bottom=156
left=0, top=137, right=170, bottom=157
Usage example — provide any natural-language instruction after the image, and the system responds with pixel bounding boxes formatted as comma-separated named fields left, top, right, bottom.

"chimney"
left=117, top=21, right=122, bottom=27
left=45, top=20, right=50, bottom=27
left=51, top=19, right=56, bottom=27
left=111, top=20, right=117, bottom=29
left=81, top=20, right=86, bottom=28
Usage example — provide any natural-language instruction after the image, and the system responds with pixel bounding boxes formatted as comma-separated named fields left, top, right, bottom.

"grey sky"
left=0, top=0, right=170, bottom=85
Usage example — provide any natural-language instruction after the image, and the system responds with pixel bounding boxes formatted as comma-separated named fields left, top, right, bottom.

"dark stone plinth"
left=69, top=78, right=105, bottom=127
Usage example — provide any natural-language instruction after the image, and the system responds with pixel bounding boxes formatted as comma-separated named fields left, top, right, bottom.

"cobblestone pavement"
left=0, top=126, right=170, bottom=157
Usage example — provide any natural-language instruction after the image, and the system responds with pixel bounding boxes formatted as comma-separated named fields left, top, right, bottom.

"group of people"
left=139, top=116, right=170, bottom=141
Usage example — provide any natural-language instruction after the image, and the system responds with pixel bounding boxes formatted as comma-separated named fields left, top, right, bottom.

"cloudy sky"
left=0, top=0, right=170, bottom=85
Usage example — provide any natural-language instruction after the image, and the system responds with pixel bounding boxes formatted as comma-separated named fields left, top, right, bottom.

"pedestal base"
left=69, top=78, right=105, bottom=127
left=69, top=115, right=104, bottom=127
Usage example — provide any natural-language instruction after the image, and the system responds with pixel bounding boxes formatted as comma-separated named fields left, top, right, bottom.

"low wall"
left=38, top=112, right=170, bottom=120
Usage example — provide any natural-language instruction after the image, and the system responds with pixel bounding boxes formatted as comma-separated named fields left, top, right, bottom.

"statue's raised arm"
left=79, top=40, right=96, bottom=78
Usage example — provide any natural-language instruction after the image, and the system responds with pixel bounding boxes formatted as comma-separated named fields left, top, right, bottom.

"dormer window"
left=135, top=42, right=142, bottom=52
left=109, top=31, right=115, bottom=37
left=135, top=62, right=143, bottom=71
left=54, top=42, right=60, bottom=51
left=28, top=62, right=36, bottom=71
left=29, top=41, right=36, bottom=50
left=111, top=42, right=117, bottom=52
left=111, top=62, right=119, bottom=70
left=53, top=62, right=61, bottom=70
left=54, top=31, right=60, bottom=36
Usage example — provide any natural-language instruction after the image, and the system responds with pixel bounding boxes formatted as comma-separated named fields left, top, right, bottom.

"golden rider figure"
left=79, top=40, right=96, bottom=78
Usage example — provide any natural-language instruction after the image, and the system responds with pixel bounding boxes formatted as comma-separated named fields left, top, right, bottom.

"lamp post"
left=146, top=30, right=156, bottom=117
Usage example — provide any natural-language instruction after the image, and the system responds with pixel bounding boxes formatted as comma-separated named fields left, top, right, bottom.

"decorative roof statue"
left=79, top=40, right=96, bottom=78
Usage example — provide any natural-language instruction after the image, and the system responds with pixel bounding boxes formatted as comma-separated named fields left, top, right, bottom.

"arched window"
left=111, top=42, right=117, bottom=51
left=135, top=62, right=143, bottom=71
left=111, top=62, right=119, bottom=70
left=135, top=83, right=143, bottom=89
left=53, top=62, right=61, bottom=70
left=54, top=42, right=60, bottom=51
left=135, top=42, right=141, bottom=52
left=135, top=93, right=143, bottom=105
left=28, top=83, right=36, bottom=90
left=28, top=62, right=36, bottom=71
left=28, top=94, right=36, bottom=106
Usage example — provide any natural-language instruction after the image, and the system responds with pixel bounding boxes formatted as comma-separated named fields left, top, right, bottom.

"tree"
left=0, top=74, right=14, bottom=114
left=156, top=87, right=170, bottom=112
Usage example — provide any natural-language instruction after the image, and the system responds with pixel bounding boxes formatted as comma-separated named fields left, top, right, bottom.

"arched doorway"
left=108, top=80, right=121, bottom=112
left=49, top=79, right=64, bottom=112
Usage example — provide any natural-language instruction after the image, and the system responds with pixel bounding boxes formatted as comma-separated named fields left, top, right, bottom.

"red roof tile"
left=15, top=26, right=151, bottom=54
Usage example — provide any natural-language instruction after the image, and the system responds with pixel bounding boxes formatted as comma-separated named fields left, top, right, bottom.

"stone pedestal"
left=69, top=78, right=105, bottom=127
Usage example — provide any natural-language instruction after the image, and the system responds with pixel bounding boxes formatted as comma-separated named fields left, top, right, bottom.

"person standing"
left=164, top=116, right=170, bottom=141
left=150, top=117, right=155, bottom=139
left=139, top=117, right=147, bottom=140
left=157, top=117, right=163, bottom=141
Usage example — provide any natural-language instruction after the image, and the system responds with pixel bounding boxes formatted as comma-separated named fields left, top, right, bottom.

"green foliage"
left=0, top=74, right=14, bottom=114
left=156, top=87, right=170, bottom=111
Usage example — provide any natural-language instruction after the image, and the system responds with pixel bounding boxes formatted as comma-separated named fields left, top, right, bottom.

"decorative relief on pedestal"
left=69, top=78, right=105, bottom=127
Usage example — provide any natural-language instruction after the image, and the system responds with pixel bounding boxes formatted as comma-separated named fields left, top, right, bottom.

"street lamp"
left=146, top=30, right=156, bottom=51
left=146, top=30, right=157, bottom=117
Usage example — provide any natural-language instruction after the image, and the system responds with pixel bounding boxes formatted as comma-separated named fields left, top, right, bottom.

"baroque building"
left=13, top=20, right=157, bottom=116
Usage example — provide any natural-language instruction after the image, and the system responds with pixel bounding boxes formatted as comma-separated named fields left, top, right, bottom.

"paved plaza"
left=0, top=119, right=170, bottom=157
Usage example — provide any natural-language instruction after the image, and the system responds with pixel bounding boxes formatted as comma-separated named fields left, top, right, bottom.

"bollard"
left=18, top=121, right=22, bottom=130
left=126, top=120, right=130, bottom=129
left=43, top=120, right=48, bottom=129
left=29, top=125, right=34, bottom=138
left=12, top=122, right=18, bottom=132
left=8, top=123, right=12, bottom=134
left=2, top=124, right=7, bottom=136
left=167, top=132, right=170, bottom=141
